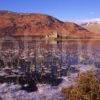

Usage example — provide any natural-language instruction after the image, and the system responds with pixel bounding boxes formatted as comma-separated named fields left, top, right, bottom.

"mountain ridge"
left=0, top=10, right=92, bottom=38
left=80, top=21, right=100, bottom=34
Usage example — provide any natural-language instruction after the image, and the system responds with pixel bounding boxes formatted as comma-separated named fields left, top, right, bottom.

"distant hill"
left=80, top=20, right=100, bottom=45
left=80, top=20, right=100, bottom=34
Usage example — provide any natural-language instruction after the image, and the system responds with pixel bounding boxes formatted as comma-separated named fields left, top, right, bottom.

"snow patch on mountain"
left=71, top=18, right=100, bottom=25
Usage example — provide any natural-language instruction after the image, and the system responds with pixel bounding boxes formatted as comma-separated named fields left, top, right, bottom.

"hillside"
left=0, top=10, right=91, bottom=38
left=80, top=21, right=100, bottom=34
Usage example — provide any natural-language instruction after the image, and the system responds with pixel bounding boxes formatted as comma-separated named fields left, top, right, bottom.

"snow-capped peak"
left=82, top=18, right=100, bottom=24
left=73, top=18, right=100, bottom=25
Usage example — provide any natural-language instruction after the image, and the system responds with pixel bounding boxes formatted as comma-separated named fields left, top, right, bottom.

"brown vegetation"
left=62, top=71, right=100, bottom=100
left=0, top=10, right=91, bottom=38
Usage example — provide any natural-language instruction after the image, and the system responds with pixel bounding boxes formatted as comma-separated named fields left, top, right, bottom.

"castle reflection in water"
left=0, top=36, right=99, bottom=77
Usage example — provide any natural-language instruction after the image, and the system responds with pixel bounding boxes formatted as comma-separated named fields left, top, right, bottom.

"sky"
left=0, top=0, right=100, bottom=21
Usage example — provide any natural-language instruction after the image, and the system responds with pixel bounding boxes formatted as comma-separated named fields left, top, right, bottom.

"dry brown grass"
left=62, top=71, right=100, bottom=100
